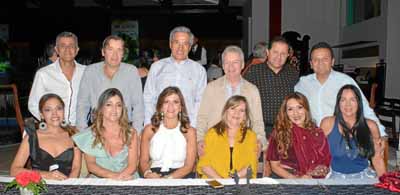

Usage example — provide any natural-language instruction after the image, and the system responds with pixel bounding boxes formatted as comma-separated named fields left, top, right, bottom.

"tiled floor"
left=0, top=143, right=398, bottom=177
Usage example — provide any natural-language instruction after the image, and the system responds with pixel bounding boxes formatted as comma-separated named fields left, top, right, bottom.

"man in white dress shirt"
left=143, top=26, right=207, bottom=127
left=295, top=42, right=386, bottom=137
left=28, top=32, right=85, bottom=126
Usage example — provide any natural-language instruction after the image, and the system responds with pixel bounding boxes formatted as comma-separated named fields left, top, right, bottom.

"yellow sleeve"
left=196, top=129, right=216, bottom=177
left=248, top=132, right=258, bottom=178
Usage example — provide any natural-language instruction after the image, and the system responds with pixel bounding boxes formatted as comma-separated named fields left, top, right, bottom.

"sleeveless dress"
left=27, top=128, right=74, bottom=176
left=327, top=119, right=376, bottom=179
left=149, top=122, right=187, bottom=175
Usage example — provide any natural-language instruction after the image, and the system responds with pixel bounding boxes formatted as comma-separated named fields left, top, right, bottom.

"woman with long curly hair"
left=11, top=93, right=81, bottom=180
left=266, top=92, right=331, bottom=178
left=139, top=86, right=196, bottom=179
left=197, top=95, right=258, bottom=178
left=320, top=85, right=385, bottom=178
left=73, top=88, right=138, bottom=180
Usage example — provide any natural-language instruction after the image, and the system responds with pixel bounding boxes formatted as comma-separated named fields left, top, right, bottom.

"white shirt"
left=143, top=57, right=207, bottom=126
left=150, top=122, right=186, bottom=172
left=192, top=44, right=207, bottom=66
left=28, top=59, right=86, bottom=125
left=295, top=70, right=386, bottom=136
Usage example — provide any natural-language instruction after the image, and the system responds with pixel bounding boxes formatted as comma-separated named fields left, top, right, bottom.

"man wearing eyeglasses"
left=143, top=26, right=207, bottom=127
left=29, top=31, right=86, bottom=126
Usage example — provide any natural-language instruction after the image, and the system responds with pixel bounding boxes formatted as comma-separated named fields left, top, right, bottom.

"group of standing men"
left=28, top=26, right=386, bottom=175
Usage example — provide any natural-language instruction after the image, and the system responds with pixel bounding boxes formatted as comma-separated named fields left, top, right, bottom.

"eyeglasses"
left=171, top=40, right=190, bottom=48
left=57, top=45, right=77, bottom=50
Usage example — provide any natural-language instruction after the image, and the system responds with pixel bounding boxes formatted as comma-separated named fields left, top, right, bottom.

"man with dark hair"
left=295, top=41, right=386, bottom=137
left=244, top=36, right=299, bottom=137
left=76, top=35, right=144, bottom=132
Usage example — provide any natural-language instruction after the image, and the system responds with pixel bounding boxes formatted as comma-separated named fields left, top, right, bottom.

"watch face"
left=206, top=180, right=224, bottom=189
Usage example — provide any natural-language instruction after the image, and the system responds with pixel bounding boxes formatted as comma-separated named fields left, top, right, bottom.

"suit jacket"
left=196, top=76, right=267, bottom=150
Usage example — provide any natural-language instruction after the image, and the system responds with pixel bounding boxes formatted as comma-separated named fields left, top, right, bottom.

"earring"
left=39, top=119, right=47, bottom=130
left=61, top=120, right=68, bottom=128
left=160, top=112, right=164, bottom=120
left=178, top=112, right=182, bottom=121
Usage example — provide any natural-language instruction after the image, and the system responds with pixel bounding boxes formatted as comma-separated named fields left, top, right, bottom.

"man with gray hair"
left=29, top=31, right=85, bottom=126
left=143, top=26, right=207, bottom=127
left=197, top=45, right=267, bottom=156
left=241, top=41, right=268, bottom=75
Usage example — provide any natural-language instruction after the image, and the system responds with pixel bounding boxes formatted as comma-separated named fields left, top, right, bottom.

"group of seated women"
left=10, top=85, right=386, bottom=180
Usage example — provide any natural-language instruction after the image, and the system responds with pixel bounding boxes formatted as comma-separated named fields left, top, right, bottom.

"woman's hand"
left=42, top=170, right=68, bottom=180
left=307, top=165, right=329, bottom=178
left=144, top=172, right=162, bottom=179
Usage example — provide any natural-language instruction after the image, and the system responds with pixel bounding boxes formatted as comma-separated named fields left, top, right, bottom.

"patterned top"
left=244, top=63, right=299, bottom=136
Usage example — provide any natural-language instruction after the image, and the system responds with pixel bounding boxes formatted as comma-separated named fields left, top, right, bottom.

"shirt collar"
left=169, top=56, right=189, bottom=65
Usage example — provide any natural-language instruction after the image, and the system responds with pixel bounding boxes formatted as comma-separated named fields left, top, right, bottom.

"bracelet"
left=144, top=169, right=152, bottom=177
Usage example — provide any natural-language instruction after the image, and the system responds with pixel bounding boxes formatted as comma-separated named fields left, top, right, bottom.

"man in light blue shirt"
left=295, top=42, right=386, bottom=137
left=143, top=26, right=207, bottom=127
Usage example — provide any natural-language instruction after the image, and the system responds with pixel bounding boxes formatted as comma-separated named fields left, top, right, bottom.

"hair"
left=310, top=42, right=335, bottom=59
left=273, top=92, right=316, bottom=159
left=221, top=45, right=245, bottom=69
left=150, top=87, right=190, bottom=133
left=38, top=93, right=77, bottom=137
left=91, top=88, right=131, bottom=148
left=169, top=26, right=194, bottom=46
left=252, top=42, right=268, bottom=58
left=212, top=95, right=252, bottom=143
left=44, top=42, right=56, bottom=58
left=334, top=84, right=374, bottom=158
left=102, top=35, right=125, bottom=50
left=268, top=36, right=289, bottom=50
left=55, top=31, right=79, bottom=48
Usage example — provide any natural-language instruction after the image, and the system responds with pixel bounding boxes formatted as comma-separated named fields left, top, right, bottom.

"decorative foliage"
left=4, top=171, right=47, bottom=195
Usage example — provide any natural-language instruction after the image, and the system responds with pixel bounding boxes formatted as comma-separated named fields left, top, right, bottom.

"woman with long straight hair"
left=320, top=84, right=385, bottom=178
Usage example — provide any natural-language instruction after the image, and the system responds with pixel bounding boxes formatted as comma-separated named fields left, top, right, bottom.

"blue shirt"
left=143, top=57, right=207, bottom=126
left=328, top=119, right=369, bottom=174
left=295, top=70, right=386, bottom=136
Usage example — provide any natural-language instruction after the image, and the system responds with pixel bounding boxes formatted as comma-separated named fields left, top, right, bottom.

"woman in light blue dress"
left=73, top=88, right=139, bottom=180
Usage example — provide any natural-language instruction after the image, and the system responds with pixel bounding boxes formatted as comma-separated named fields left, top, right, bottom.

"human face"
left=102, top=95, right=123, bottom=122
left=266, top=42, right=289, bottom=72
left=223, top=52, right=243, bottom=81
left=286, top=98, right=306, bottom=127
left=310, top=48, right=334, bottom=77
left=102, top=39, right=124, bottom=68
left=339, top=89, right=358, bottom=118
left=40, top=98, right=64, bottom=128
left=170, top=32, right=191, bottom=62
left=226, top=101, right=246, bottom=129
left=55, top=37, right=79, bottom=63
left=161, top=94, right=182, bottom=120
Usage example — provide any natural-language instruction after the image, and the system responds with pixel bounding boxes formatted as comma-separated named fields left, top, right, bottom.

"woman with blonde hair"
left=266, top=92, right=331, bottom=178
left=73, top=88, right=138, bottom=180
left=197, top=95, right=257, bottom=178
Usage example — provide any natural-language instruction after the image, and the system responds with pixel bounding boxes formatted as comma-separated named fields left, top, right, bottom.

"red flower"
left=15, top=172, right=31, bottom=187
left=29, top=171, right=42, bottom=183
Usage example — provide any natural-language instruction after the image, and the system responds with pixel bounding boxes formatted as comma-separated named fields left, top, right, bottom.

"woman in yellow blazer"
left=197, top=95, right=257, bottom=178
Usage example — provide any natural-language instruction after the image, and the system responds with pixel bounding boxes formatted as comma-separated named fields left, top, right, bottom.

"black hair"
left=334, top=84, right=374, bottom=158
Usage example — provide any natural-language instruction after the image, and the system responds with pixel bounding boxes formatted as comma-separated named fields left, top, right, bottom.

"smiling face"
left=286, top=98, right=306, bottom=127
left=267, top=42, right=289, bottom=72
left=226, top=101, right=247, bottom=129
left=339, top=89, right=359, bottom=118
left=55, top=37, right=79, bottom=63
left=161, top=93, right=182, bottom=120
left=310, top=48, right=335, bottom=78
left=102, top=39, right=124, bottom=68
left=222, top=51, right=243, bottom=81
left=40, top=97, right=65, bottom=128
left=101, top=95, right=123, bottom=123
left=170, top=32, right=191, bottom=62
